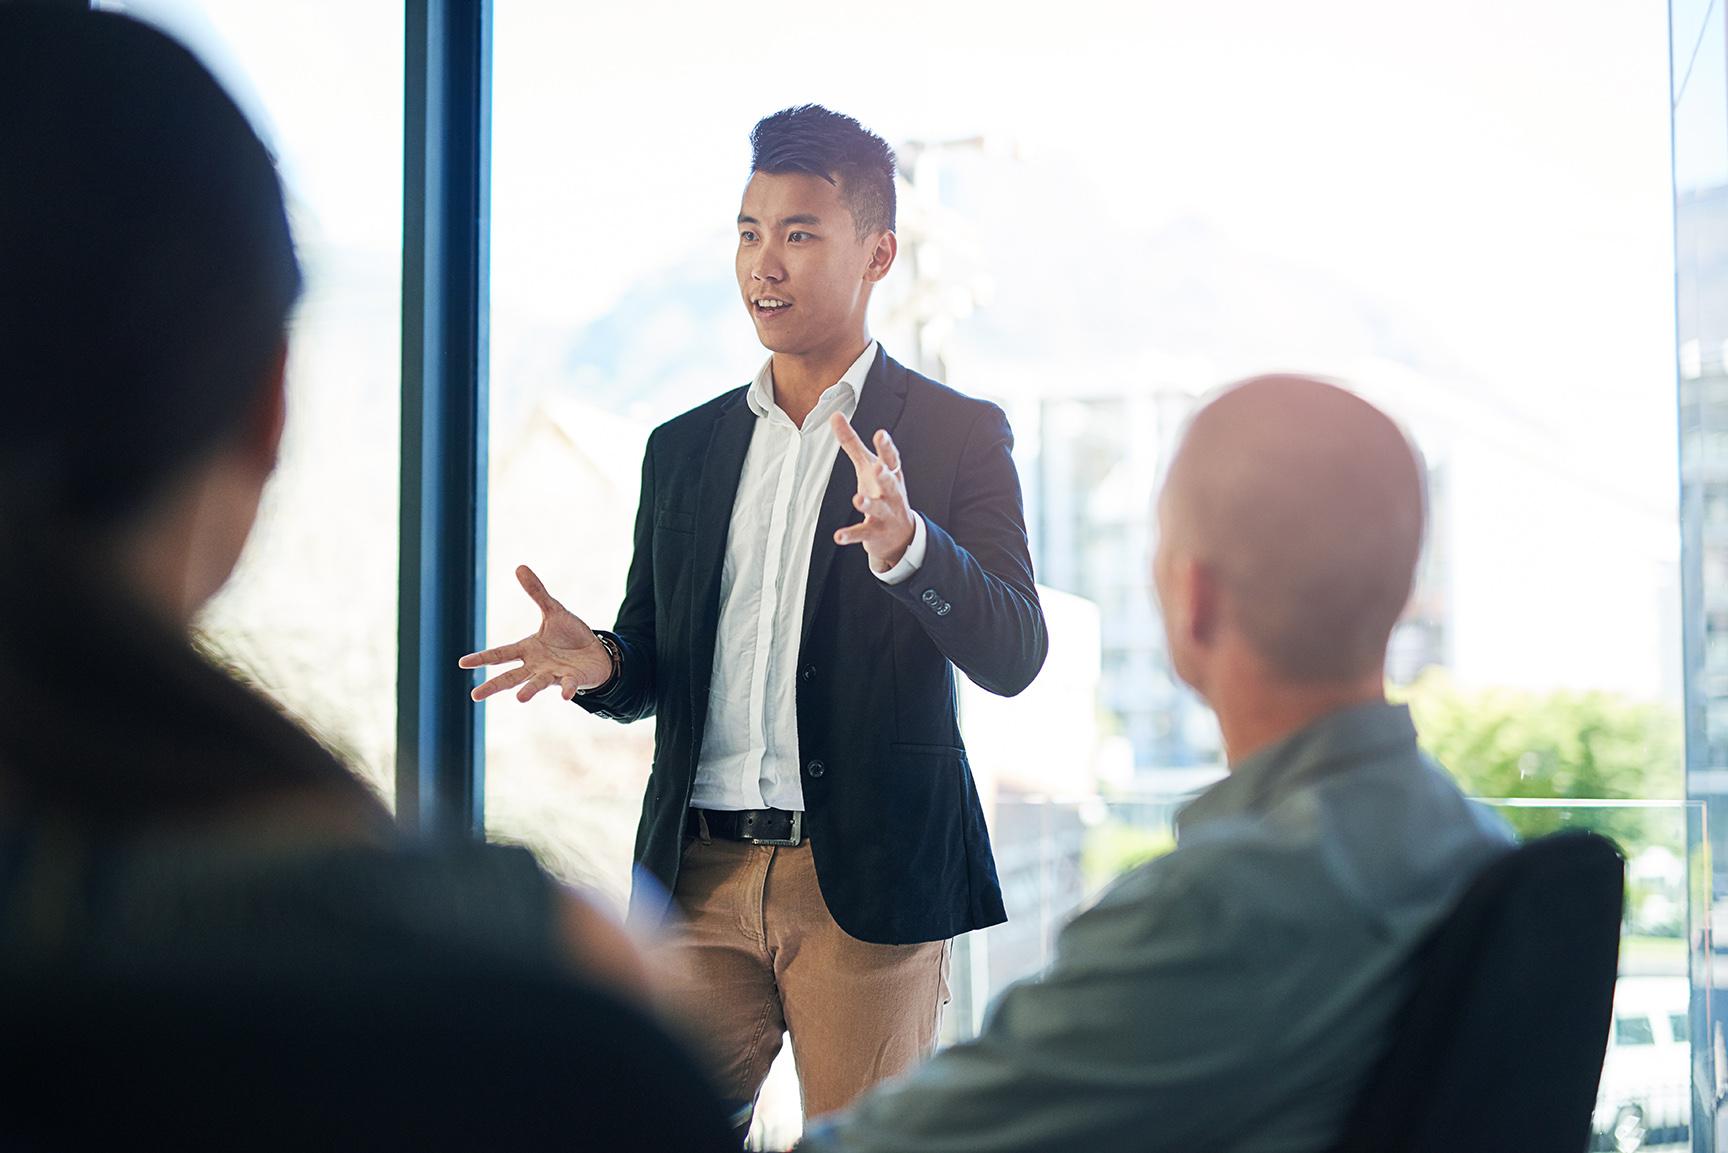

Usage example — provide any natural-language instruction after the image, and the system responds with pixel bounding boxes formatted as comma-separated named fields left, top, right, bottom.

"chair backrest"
left=1331, top=829, right=1626, bottom=1153
left=0, top=958, right=738, bottom=1152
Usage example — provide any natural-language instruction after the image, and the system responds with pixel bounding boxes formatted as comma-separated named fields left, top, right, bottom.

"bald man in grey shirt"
left=804, top=376, right=1515, bottom=1153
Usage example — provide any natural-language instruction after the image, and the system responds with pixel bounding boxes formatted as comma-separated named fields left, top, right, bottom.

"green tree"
left=1396, top=671, right=1683, bottom=859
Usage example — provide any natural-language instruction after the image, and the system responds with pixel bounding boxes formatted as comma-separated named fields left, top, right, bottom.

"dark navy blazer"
left=576, top=346, right=1047, bottom=945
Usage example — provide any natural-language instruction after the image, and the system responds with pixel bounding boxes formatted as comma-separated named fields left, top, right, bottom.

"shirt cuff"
left=874, top=513, right=927, bottom=586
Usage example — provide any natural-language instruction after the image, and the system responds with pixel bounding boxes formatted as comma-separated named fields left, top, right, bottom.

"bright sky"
left=108, top=0, right=1680, bottom=465
left=486, top=0, right=1678, bottom=443
left=107, top=0, right=1690, bottom=699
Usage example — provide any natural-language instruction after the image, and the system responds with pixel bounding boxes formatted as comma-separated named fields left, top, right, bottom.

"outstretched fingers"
left=873, top=429, right=901, bottom=473
left=471, top=664, right=533, bottom=702
left=458, top=641, right=522, bottom=669
left=515, top=564, right=561, bottom=615
left=516, top=672, right=556, bottom=703
left=830, top=413, right=877, bottom=473
left=853, top=492, right=889, bottom=518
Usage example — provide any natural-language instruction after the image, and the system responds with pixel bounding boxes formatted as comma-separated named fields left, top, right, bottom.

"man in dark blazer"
left=462, top=105, right=1046, bottom=1130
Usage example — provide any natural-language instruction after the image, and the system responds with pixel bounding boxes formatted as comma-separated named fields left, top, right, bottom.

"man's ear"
left=1185, top=558, right=1222, bottom=650
left=249, top=339, right=289, bottom=473
left=863, top=230, right=897, bottom=283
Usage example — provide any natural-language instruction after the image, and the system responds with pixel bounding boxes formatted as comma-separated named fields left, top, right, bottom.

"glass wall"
left=1675, top=0, right=1728, bottom=1143
left=95, top=0, right=404, bottom=799
left=488, top=0, right=1680, bottom=1143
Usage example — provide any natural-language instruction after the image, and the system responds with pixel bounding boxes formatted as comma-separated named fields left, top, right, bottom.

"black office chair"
left=0, top=957, right=738, bottom=1152
left=1331, top=829, right=1626, bottom=1153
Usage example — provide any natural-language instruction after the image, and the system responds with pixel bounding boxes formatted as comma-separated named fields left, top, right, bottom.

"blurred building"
left=1387, top=460, right=1451, bottom=685
left=1013, top=387, right=1212, bottom=770
left=1003, top=376, right=1456, bottom=776
left=1677, top=184, right=1728, bottom=869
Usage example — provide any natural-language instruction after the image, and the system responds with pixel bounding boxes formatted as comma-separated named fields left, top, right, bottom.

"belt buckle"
left=749, top=810, right=802, bottom=847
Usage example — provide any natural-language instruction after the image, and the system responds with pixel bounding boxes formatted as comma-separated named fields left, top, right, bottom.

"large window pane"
left=492, top=1, right=1679, bottom=1142
left=1675, top=0, right=1728, bottom=1141
left=98, top=1, right=404, bottom=798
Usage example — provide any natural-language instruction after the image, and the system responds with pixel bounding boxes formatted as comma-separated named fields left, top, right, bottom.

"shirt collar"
left=1175, top=701, right=1420, bottom=840
left=747, top=340, right=879, bottom=420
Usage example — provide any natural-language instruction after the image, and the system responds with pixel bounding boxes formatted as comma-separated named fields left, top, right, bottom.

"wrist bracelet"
left=576, top=632, right=622, bottom=696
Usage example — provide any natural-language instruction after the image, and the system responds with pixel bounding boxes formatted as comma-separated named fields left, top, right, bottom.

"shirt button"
left=806, top=759, right=826, bottom=778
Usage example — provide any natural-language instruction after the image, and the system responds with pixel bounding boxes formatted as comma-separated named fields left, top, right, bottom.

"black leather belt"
left=688, top=808, right=804, bottom=846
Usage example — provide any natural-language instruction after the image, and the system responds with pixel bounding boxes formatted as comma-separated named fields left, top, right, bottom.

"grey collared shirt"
left=805, top=702, right=1514, bottom=1153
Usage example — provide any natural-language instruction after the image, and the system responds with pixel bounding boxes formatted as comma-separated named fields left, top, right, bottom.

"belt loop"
left=697, top=810, right=712, bottom=843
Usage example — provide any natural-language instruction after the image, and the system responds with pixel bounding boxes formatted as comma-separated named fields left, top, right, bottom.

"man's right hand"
left=458, top=565, right=614, bottom=702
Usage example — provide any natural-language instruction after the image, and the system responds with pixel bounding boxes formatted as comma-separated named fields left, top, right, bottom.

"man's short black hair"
left=749, top=105, right=897, bottom=238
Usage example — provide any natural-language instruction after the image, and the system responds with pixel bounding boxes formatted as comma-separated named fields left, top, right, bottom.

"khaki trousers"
left=666, top=828, right=949, bottom=1124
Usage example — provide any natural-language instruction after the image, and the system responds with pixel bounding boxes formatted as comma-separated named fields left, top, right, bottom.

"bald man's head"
left=1156, top=375, right=1425, bottom=685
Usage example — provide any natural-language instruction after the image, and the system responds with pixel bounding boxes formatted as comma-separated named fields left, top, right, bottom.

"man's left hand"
left=831, top=413, right=915, bottom=573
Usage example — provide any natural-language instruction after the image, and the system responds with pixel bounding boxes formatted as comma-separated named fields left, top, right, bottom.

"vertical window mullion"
left=397, top=0, right=491, bottom=839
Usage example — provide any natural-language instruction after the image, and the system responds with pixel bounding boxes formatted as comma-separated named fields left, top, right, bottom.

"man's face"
left=736, top=170, right=886, bottom=357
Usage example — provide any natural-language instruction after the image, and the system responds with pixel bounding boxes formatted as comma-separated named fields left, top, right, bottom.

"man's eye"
left=739, top=231, right=757, bottom=242
left=789, top=231, right=810, bottom=242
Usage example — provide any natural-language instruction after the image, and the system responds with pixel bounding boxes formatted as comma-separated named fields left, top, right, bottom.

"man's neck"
left=771, top=335, right=871, bottom=428
left=1210, top=671, right=1388, bottom=768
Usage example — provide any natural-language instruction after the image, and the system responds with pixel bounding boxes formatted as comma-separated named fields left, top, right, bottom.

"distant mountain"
left=530, top=262, right=759, bottom=420
left=937, top=152, right=1468, bottom=385
left=506, top=150, right=1472, bottom=418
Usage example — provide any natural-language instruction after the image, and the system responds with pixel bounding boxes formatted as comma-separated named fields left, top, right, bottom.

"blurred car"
left=1592, top=975, right=1691, bottom=1151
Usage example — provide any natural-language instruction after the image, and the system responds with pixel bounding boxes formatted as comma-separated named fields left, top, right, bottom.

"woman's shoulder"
left=95, top=824, right=568, bottom=973
left=2, top=802, right=654, bottom=1008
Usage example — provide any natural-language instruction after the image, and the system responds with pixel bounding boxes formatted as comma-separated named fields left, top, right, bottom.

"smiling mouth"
left=753, top=297, right=792, bottom=318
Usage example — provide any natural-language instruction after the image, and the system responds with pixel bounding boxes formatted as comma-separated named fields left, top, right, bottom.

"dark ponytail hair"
left=0, top=8, right=387, bottom=830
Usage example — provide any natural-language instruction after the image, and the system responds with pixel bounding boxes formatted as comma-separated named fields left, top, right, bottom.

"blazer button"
left=806, top=759, right=826, bottom=778
left=921, top=588, right=939, bottom=605
left=936, top=604, right=952, bottom=617
left=801, top=665, right=816, bottom=683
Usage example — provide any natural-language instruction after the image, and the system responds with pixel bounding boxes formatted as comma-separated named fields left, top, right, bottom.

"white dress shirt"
left=691, top=341, right=927, bottom=813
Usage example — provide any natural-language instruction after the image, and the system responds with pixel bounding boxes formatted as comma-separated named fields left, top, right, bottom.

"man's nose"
left=752, top=246, right=784, bottom=284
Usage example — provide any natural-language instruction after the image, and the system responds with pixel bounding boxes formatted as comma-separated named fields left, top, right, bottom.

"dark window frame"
left=397, top=0, right=491, bottom=838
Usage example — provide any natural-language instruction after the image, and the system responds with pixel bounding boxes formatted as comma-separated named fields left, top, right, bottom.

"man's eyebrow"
left=735, top=213, right=824, bottom=227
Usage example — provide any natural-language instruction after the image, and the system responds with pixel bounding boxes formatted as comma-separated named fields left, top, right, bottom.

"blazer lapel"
left=800, top=345, right=910, bottom=653
left=689, top=390, right=756, bottom=739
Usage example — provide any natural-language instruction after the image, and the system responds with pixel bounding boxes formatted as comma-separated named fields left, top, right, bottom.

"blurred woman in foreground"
left=0, top=9, right=730, bottom=1147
